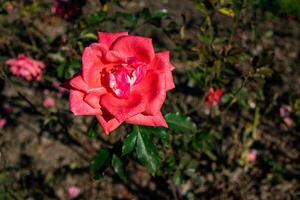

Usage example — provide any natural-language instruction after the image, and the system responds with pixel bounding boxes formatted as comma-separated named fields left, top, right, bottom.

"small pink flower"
left=279, top=105, right=291, bottom=118
left=206, top=88, right=224, bottom=105
left=3, top=103, right=13, bottom=114
left=4, top=2, right=14, bottom=14
left=67, top=186, right=80, bottom=199
left=51, top=0, right=85, bottom=20
left=283, top=117, right=293, bottom=127
left=43, top=89, right=50, bottom=96
left=43, top=97, right=55, bottom=107
left=246, top=149, right=257, bottom=162
left=5, top=54, right=45, bottom=81
left=0, top=118, right=7, bottom=129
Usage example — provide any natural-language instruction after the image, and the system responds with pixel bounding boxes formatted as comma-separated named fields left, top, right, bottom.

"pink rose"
left=3, top=103, right=13, bottom=114
left=4, top=2, right=14, bottom=14
left=63, top=32, right=175, bottom=134
left=283, top=117, right=293, bottom=127
left=0, top=118, right=7, bottom=129
left=67, top=186, right=80, bottom=199
left=43, top=89, right=50, bottom=96
left=246, top=149, right=257, bottom=162
left=51, top=0, right=85, bottom=20
left=206, top=88, right=223, bottom=105
left=43, top=97, right=55, bottom=107
left=5, top=54, right=45, bottom=81
left=279, top=104, right=291, bottom=118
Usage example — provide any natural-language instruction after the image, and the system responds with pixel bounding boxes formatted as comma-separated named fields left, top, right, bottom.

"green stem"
left=222, top=72, right=251, bottom=115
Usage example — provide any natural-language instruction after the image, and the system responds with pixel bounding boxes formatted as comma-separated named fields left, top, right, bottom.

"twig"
left=168, top=179, right=179, bottom=200
left=17, top=91, right=44, bottom=115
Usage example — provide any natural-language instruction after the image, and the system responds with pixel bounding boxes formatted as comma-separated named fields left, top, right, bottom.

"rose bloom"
left=206, top=88, right=223, bottom=105
left=5, top=54, right=45, bottom=81
left=283, top=117, right=293, bottom=127
left=279, top=104, right=291, bottom=118
left=51, top=0, right=85, bottom=20
left=4, top=2, right=14, bottom=14
left=246, top=149, right=257, bottom=162
left=0, top=118, right=7, bottom=129
left=63, top=32, right=175, bottom=134
left=67, top=186, right=80, bottom=199
left=43, top=97, right=55, bottom=107
left=3, top=103, right=13, bottom=114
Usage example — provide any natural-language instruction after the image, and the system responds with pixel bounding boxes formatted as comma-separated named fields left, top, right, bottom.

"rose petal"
left=149, top=52, right=173, bottom=70
left=100, top=92, right=146, bottom=122
left=108, top=68, right=131, bottom=98
left=164, top=70, right=175, bottom=91
left=62, top=72, right=89, bottom=92
left=126, top=112, right=168, bottom=127
left=96, top=114, right=122, bottom=134
left=69, top=90, right=101, bottom=115
left=133, top=70, right=166, bottom=115
left=84, top=93, right=101, bottom=109
left=214, top=89, right=224, bottom=102
left=103, top=50, right=125, bottom=63
left=87, top=87, right=107, bottom=96
left=155, top=51, right=175, bottom=74
left=5, top=58, right=15, bottom=65
left=206, top=88, right=215, bottom=105
left=90, top=43, right=124, bottom=64
left=98, top=32, right=128, bottom=47
left=110, top=35, right=155, bottom=63
left=31, top=59, right=45, bottom=69
left=82, top=46, right=102, bottom=87
left=0, top=118, right=7, bottom=129
left=148, top=52, right=175, bottom=91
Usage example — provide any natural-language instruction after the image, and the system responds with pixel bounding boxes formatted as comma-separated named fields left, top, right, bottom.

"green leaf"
left=165, top=112, right=197, bottom=134
left=56, top=64, right=65, bottom=79
left=218, top=7, right=235, bottom=17
left=195, top=1, right=208, bottom=15
left=112, top=155, right=127, bottom=182
left=0, top=188, right=23, bottom=200
left=47, top=53, right=66, bottom=63
left=87, top=11, right=107, bottom=25
left=173, top=169, right=183, bottom=185
left=122, top=127, right=138, bottom=156
left=192, top=130, right=218, bottom=160
left=87, top=118, right=98, bottom=138
left=0, top=172, right=12, bottom=185
left=164, top=21, right=178, bottom=32
left=135, top=126, right=160, bottom=174
left=236, top=87, right=248, bottom=107
left=221, top=93, right=231, bottom=104
left=193, top=130, right=215, bottom=151
left=152, top=9, right=169, bottom=19
left=79, top=30, right=98, bottom=41
left=255, top=66, right=273, bottom=77
left=142, top=126, right=170, bottom=147
left=90, top=148, right=112, bottom=179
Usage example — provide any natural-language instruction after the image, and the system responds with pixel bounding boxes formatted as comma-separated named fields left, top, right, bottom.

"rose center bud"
left=107, top=57, right=146, bottom=98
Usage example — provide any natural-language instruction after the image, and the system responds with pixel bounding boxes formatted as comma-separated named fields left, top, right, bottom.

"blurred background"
left=0, top=0, right=300, bottom=199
